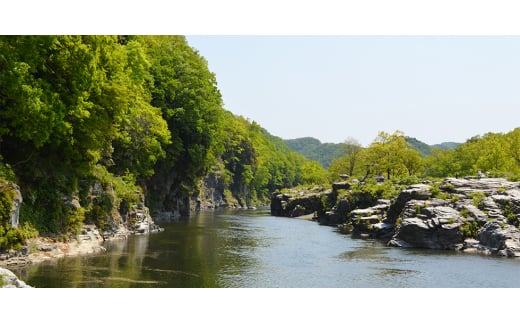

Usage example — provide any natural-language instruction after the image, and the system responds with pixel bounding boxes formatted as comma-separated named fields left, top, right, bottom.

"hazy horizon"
left=187, top=36, right=520, bottom=146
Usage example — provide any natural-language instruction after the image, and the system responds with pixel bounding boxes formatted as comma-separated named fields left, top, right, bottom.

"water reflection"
left=15, top=208, right=520, bottom=288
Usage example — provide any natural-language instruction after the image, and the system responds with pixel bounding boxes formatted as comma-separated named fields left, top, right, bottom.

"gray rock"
left=444, top=177, right=519, bottom=195
left=389, top=203, right=464, bottom=250
left=386, top=184, right=432, bottom=223
left=0, top=267, right=31, bottom=288
left=389, top=216, right=464, bottom=250
left=477, top=221, right=520, bottom=257
left=456, top=204, right=488, bottom=225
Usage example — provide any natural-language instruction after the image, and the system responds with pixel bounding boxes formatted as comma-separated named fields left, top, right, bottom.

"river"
left=12, top=208, right=520, bottom=288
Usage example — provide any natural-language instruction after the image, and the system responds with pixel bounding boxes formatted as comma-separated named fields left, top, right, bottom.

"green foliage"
left=442, top=183, right=455, bottom=192
left=349, top=179, right=399, bottom=209
left=503, top=202, right=519, bottom=227
left=0, top=158, right=15, bottom=182
left=213, top=113, right=329, bottom=205
left=429, top=183, right=450, bottom=199
left=284, top=137, right=347, bottom=168
left=459, top=208, right=470, bottom=218
left=0, top=180, right=38, bottom=250
left=429, top=184, right=441, bottom=197
left=468, top=191, right=486, bottom=210
left=459, top=221, right=480, bottom=239
left=300, top=161, right=330, bottom=185
left=405, top=137, right=432, bottom=156
left=422, top=129, right=520, bottom=178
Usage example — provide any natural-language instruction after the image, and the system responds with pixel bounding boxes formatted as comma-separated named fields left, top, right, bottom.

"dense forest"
left=0, top=35, right=328, bottom=249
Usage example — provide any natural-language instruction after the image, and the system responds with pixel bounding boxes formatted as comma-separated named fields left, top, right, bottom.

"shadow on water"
left=14, top=207, right=520, bottom=288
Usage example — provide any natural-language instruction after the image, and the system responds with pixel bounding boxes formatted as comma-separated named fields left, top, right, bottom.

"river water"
left=13, top=208, right=520, bottom=288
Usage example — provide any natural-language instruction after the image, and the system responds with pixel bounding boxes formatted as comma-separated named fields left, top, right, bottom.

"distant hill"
left=432, top=142, right=460, bottom=150
left=405, top=137, right=460, bottom=156
left=285, top=136, right=460, bottom=168
left=284, top=137, right=345, bottom=168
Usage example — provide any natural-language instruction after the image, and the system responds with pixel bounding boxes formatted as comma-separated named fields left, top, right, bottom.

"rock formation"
left=0, top=267, right=31, bottom=288
left=271, top=177, right=520, bottom=257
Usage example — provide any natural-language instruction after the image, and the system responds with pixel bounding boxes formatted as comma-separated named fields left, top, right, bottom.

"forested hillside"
left=284, top=137, right=347, bottom=168
left=0, top=35, right=328, bottom=249
left=405, top=136, right=460, bottom=156
left=285, top=136, right=460, bottom=166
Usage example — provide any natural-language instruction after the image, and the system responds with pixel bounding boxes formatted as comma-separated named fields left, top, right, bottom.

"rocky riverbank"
left=1, top=179, right=163, bottom=275
left=271, top=177, right=520, bottom=257
left=0, top=267, right=30, bottom=288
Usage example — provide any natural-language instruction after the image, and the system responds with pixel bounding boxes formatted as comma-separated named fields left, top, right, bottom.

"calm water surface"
left=14, top=208, right=520, bottom=288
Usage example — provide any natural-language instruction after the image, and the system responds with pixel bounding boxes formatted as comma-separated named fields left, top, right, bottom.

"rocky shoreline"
left=271, top=177, right=520, bottom=258
left=0, top=223, right=165, bottom=287
left=1, top=180, right=165, bottom=287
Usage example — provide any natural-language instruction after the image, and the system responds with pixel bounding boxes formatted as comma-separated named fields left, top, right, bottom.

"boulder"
left=477, top=221, right=520, bottom=257
left=0, top=267, right=31, bottom=288
left=389, top=204, right=465, bottom=250
left=389, top=217, right=464, bottom=250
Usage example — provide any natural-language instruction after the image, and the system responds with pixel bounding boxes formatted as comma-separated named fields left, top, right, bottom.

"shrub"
left=442, top=183, right=455, bottom=192
left=468, top=191, right=486, bottom=210
left=459, top=221, right=480, bottom=238
left=504, top=202, right=520, bottom=227
left=429, top=183, right=450, bottom=199
left=459, top=208, right=470, bottom=218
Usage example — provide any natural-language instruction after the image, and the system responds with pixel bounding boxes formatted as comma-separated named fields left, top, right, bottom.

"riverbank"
left=0, top=225, right=105, bottom=270
left=271, top=177, right=520, bottom=258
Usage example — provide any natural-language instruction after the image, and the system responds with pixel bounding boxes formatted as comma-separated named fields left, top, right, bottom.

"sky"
left=4, top=1, right=520, bottom=148
left=186, top=35, right=520, bottom=146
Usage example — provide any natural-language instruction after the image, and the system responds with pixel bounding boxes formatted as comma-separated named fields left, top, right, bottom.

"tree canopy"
left=0, top=35, right=329, bottom=247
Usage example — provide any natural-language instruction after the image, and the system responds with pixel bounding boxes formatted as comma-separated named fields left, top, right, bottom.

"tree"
left=300, top=161, right=330, bottom=185
left=340, top=137, right=363, bottom=177
left=364, top=131, right=409, bottom=179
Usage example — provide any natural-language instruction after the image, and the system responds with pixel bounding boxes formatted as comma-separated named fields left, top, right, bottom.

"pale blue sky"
left=187, top=36, right=520, bottom=146
left=4, top=2, right=520, bottom=147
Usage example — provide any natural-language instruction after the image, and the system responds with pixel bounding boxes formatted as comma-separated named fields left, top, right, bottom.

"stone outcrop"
left=272, top=177, right=520, bottom=257
left=0, top=225, right=106, bottom=268
left=389, top=205, right=465, bottom=250
left=127, top=202, right=163, bottom=235
left=476, top=221, right=520, bottom=257
left=385, top=178, right=520, bottom=256
left=0, top=180, right=163, bottom=270
left=270, top=188, right=332, bottom=218
left=0, top=267, right=31, bottom=288
left=386, top=184, right=432, bottom=224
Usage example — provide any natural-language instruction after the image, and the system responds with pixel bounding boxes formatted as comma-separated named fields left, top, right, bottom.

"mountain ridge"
left=284, top=136, right=460, bottom=167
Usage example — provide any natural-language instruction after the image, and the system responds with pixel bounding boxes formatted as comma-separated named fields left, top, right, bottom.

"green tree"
left=137, top=36, right=225, bottom=213
left=340, top=137, right=363, bottom=177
